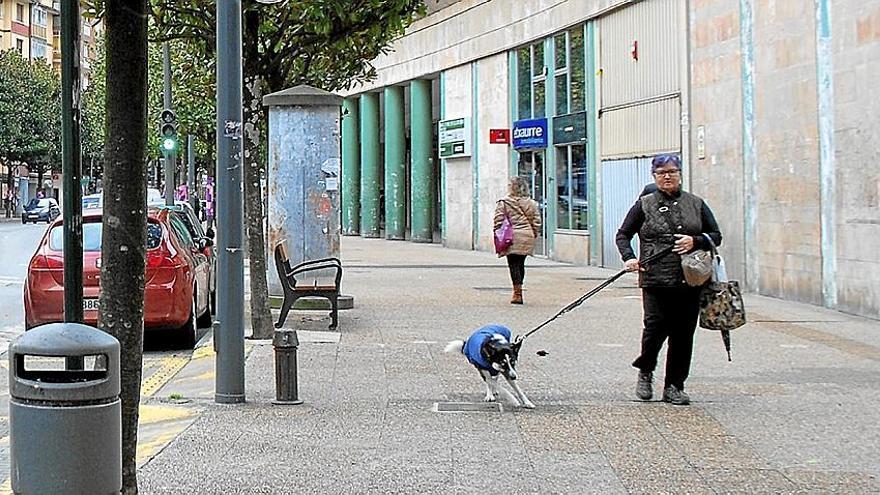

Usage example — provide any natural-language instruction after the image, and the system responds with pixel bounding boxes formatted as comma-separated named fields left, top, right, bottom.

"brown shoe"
left=511, top=285, right=523, bottom=304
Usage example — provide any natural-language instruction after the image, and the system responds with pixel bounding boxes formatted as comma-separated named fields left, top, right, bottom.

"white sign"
left=438, top=117, right=471, bottom=158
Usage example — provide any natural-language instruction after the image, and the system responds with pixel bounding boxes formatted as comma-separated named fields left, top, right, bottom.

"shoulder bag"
left=698, top=237, right=746, bottom=332
left=493, top=202, right=514, bottom=254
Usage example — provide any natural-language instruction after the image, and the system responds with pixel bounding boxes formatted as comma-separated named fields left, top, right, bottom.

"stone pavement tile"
left=699, top=468, right=797, bottom=493
left=783, top=469, right=880, bottom=493
left=515, top=405, right=603, bottom=455
left=610, top=467, right=712, bottom=495
left=528, top=452, right=626, bottom=494
left=644, top=405, right=770, bottom=470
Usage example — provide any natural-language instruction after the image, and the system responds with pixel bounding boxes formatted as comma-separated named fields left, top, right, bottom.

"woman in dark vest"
left=615, top=154, right=722, bottom=405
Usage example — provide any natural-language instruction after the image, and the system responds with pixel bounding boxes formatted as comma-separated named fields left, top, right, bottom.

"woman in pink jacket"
left=494, top=176, right=541, bottom=304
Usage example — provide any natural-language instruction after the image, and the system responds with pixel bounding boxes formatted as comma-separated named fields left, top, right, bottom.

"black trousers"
left=632, top=286, right=702, bottom=390
left=506, top=254, right=526, bottom=285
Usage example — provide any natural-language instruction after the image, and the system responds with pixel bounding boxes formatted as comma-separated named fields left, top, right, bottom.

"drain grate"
left=435, top=402, right=503, bottom=412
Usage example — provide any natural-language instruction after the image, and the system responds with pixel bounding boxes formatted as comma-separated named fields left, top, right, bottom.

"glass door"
left=516, top=150, right=547, bottom=256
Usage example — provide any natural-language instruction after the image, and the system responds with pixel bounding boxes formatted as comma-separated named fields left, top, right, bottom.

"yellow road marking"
left=191, top=345, right=215, bottom=360
left=140, top=356, right=189, bottom=397
left=136, top=427, right=189, bottom=465
left=138, top=404, right=194, bottom=425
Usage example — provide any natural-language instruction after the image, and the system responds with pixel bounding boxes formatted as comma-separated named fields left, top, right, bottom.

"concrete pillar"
left=263, top=85, right=342, bottom=296
left=341, top=98, right=361, bottom=235
left=384, top=86, right=406, bottom=240
left=410, top=79, right=434, bottom=243
left=359, top=92, right=381, bottom=238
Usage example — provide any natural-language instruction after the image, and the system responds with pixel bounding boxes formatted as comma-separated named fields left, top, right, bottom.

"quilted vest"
left=638, top=191, right=703, bottom=287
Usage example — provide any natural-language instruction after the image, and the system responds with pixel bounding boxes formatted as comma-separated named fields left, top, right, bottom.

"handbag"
left=698, top=240, right=746, bottom=332
left=681, top=248, right=713, bottom=286
left=493, top=203, right=515, bottom=254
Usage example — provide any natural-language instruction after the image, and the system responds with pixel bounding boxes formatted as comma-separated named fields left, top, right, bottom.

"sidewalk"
left=133, top=236, right=879, bottom=493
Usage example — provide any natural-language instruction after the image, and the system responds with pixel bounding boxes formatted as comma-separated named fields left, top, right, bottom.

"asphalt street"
left=0, top=220, right=47, bottom=353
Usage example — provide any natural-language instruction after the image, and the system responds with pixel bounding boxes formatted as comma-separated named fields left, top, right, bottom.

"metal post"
left=272, top=329, right=303, bottom=405
left=60, top=0, right=83, bottom=324
left=215, top=0, right=245, bottom=404
left=163, top=42, right=175, bottom=206
left=187, top=135, right=196, bottom=212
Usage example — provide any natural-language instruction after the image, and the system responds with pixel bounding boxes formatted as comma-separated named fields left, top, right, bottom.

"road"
left=0, top=220, right=46, bottom=352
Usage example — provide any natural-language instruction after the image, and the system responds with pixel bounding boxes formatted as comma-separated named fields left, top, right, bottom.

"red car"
left=23, top=208, right=213, bottom=347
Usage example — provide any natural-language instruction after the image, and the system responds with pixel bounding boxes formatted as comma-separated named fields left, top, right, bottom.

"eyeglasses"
left=653, top=170, right=681, bottom=178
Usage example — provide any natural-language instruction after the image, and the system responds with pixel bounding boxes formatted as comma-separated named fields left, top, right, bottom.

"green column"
left=384, top=86, right=406, bottom=240
left=410, top=79, right=434, bottom=243
left=359, top=92, right=381, bottom=238
left=342, top=98, right=361, bottom=235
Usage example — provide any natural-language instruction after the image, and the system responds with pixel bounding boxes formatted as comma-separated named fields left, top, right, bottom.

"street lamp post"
left=215, top=0, right=245, bottom=404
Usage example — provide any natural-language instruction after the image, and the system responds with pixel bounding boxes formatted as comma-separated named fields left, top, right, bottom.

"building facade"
left=0, top=1, right=100, bottom=86
left=339, top=0, right=879, bottom=319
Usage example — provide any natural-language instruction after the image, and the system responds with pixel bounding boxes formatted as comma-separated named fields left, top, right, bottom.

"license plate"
left=83, top=299, right=100, bottom=311
left=28, top=214, right=38, bottom=218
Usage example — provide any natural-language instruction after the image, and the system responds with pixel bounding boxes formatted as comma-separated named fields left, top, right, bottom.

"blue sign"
left=512, top=118, right=549, bottom=149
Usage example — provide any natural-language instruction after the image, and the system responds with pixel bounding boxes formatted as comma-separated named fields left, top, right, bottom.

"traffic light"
left=160, top=109, right=178, bottom=152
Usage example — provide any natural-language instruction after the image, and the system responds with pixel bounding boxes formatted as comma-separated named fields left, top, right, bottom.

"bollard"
left=273, top=329, right=303, bottom=405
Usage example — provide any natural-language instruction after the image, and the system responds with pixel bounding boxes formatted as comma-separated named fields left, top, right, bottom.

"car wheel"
left=21, top=217, right=26, bottom=224
left=179, top=295, right=198, bottom=349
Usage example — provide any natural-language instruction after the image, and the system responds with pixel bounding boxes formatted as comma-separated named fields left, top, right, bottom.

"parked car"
left=22, top=198, right=60, bottom=224
left=23, top=208, right=213, bottom=347
left=82, top=193, right=103, bottom=210
left=156, top=201, right=216, bottom=314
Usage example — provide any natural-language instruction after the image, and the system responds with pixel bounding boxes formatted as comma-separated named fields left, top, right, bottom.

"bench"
left=273, top=241, right=342, bottom=330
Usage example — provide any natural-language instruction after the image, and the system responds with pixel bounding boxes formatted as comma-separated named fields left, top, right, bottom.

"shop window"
left=555, top=144, right=588, bottom=231
left=516, top=41, right=547, bottom=119
left=553, top=27, right=587, bottom=116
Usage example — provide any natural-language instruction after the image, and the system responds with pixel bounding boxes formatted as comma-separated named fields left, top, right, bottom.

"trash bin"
left=9, top=323, right=121, bottom=494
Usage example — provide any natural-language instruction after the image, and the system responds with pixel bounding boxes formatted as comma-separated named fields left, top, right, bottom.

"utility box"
left=263, top=85, right=343, bottom=298
left=9, top=323, right=122, bottom=494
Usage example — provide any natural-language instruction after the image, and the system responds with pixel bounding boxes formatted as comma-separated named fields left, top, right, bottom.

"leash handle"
left=519, top=245, right=674, bottom=342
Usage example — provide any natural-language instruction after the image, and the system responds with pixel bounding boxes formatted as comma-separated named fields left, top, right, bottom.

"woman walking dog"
left=616, top=154, right=722, bottom=405
left=494, top=177, right=541, bottom=305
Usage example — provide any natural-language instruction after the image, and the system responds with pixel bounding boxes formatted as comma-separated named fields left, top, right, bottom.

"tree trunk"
left=101, top=2, right=149, bottom=494
left=243, top=11, right=273, bottom=340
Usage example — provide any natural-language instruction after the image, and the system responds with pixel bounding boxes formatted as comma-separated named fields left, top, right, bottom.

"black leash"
left=517, top=246, right=674, bottom=343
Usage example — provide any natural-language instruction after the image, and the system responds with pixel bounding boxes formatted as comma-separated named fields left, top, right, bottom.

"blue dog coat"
left=462, top=324, right=512, bottom=373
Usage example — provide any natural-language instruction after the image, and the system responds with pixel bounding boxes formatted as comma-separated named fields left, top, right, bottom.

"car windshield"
left=29, top=198, right=53, bottom=208
left=49, top=221, right=163, bottom=252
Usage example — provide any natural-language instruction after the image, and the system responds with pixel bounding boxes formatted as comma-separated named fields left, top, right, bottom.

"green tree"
left=150, top=0, right=425, bottom=338
left=0, top=50, right=61, bottom=199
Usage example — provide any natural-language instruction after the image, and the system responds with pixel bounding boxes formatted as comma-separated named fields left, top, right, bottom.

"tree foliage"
left=0, top=50, right=61, bottom=176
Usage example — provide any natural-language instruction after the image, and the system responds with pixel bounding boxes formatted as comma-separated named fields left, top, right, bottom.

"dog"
left=444, top=324, right=535, bottom=409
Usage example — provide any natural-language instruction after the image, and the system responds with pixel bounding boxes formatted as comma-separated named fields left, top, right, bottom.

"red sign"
left=489, top=129, right=510, bottom=144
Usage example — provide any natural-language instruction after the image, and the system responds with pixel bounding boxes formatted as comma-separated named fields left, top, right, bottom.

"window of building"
left=555, top=144, right=588, bottom=230
left=32, top=6, right=47, bottom=27
left=16, top=3, right=25, bottom=23
left=516, top=41, right=547, bottom=119
left=31, top=39, right=47, bottom=60
left=15, top=39, right=24, bottom=55
left=553, top=27, right=586, bottom=116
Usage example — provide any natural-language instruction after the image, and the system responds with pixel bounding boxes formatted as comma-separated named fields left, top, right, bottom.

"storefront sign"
left=552, top=111, right=587, bottom=145
left=438, top=117, right=471, bottom=158
left=512, top=118, right=548, bottom=149
left=489, top=129, right=510, bottom=144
